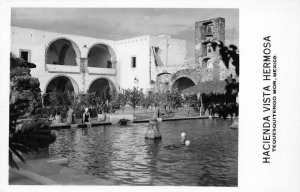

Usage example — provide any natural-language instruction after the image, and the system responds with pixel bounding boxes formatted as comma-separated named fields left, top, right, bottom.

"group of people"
left=48, top=112, right=62, bottom=124
left=49, top=107, right=193, bottom=147
left=48, top=108, right=92, bottom=127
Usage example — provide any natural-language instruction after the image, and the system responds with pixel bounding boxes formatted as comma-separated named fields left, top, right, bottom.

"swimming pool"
left=49, top=119, right=238, bottom=186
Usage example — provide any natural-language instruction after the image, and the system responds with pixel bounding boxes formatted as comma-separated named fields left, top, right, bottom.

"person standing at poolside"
left=48, top=113, right=55, bottom=123
left=83, top=108, right=91, bottom=128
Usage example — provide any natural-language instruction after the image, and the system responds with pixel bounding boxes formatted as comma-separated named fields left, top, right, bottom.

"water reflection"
left=49, top=119, right=238, bottom=186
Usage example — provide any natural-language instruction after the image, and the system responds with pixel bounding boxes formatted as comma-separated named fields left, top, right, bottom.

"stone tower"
left=195, top=17, right=225, bottom=67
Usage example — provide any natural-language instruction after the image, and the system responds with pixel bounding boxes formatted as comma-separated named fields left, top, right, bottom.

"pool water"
left=49, top=119, right=238, bottom=186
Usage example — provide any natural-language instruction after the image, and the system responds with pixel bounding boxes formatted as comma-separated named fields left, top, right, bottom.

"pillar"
left=80, top=58, right=88, bottom=92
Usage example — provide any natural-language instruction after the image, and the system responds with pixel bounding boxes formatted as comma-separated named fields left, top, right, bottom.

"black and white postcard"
left=0, top=0, right=299, bottom=192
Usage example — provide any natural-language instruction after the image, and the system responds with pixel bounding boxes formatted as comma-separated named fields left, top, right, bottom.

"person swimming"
left=185, top=140, right=191, bottom=147
left=181, top=132, right=186, bottom=144
left=164, top=132, right=191, bottom=150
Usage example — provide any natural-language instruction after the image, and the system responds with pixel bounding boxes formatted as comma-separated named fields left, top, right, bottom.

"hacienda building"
left=10, top=17, right=236, bottom=100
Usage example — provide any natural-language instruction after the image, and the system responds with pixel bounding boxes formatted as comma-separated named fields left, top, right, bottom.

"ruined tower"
left=195, top=17, right=225, bottom=67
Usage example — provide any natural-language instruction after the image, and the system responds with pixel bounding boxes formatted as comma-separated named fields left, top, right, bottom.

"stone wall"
left=155, top=73, right=172, bottom=92
left=195, top=17, right=225, bottom=65
left=167, top=38, right=187, bottom=66
left=169, top=59, right=236, bottom=90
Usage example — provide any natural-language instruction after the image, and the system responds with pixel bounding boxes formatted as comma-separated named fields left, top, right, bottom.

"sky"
left=11, top=8, right=239, bottom=60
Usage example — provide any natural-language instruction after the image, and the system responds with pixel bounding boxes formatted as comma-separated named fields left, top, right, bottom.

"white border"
left=1, top=0, right=300, bottom=192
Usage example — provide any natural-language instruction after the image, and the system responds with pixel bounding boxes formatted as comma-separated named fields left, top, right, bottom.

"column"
left=80, top=58, right=88, bottom=92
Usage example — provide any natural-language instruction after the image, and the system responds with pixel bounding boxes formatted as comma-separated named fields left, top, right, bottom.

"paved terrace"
left=50, top=107, right=207, bottom=129
left=9, top=157, right=115, bottom=185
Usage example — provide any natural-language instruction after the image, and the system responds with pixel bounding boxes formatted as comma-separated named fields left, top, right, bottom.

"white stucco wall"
left=11, top=26, right=117, bottom=94
left=115, top=36, right=151, bottom=91
left=150, top=35, right=187, bottom=67
left=168, top=38, right=187, bottom=66
left=11, top=27, right=187, bottom=94
left=150, top=35, right=169, bottom=66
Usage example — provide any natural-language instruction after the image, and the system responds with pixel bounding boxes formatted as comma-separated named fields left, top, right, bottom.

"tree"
left=153, top=92, right=165, bottom=108
left=211, top=41, right=239, bottom=77
left=72, top=91, right=98, bottom=117
left=94, top=97, right=105, bottom=114
left=212, top=41, right=239, bottom=95
left=141, top=94, right=154, bottom=110
left=68, top=92, right=82, bottom=118
left=10, top=54, right=56, bottom=169
left=184, top=94, right=200, bottom=111
left=211, top=41, right=240, bottom=119
left=126, top=87, right=144, bottom=112
left=109, top=90, right=122, bottom=113
left=166, top=88, right=182, bottom=112
left=44, top=89, right=72, bottom=118
left=118, top=91, right=128, bottom=113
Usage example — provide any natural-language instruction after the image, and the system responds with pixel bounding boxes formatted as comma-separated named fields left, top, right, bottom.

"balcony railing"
left=87, top=67, right=116, bottom=75
left=46, top=64, right=116, bottom=75
left=46, top=64, right=80, bottom=73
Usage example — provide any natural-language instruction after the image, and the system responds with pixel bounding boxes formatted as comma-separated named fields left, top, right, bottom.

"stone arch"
left=45, top=37, right=81, bottom=66
left=59, top=44, right=70, bottom=65
left=87, top=77, right=116, bottom=101
left=87, top=43, right=117, bottom=68
left=171, top=76, right=196, bottom=93
left=202, top=57, right=211, bottom=68
left=44, top=75, right=79, bottom=94
left=170, top=69, right=197, bottom=86
left=157, top=72, right=172, bottom=81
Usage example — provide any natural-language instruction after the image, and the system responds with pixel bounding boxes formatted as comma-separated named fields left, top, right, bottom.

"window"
left=19, top=49, right=31, bottom=62
left=131, top=57, right=136, bottom=68
left=207, top=44, right=212, bottom=53
left=203, top=21, right=213, bottom=36
left=206, top=24, right=213, bottom=35
left=207, top=61, right=214, bottom=69
left=107, top=60, right=112, bottom=68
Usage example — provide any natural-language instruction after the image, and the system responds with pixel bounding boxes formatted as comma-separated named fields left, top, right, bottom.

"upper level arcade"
left=86, top=43, right=117, bottom=75
left=45, top=38, right=81, bottom=73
